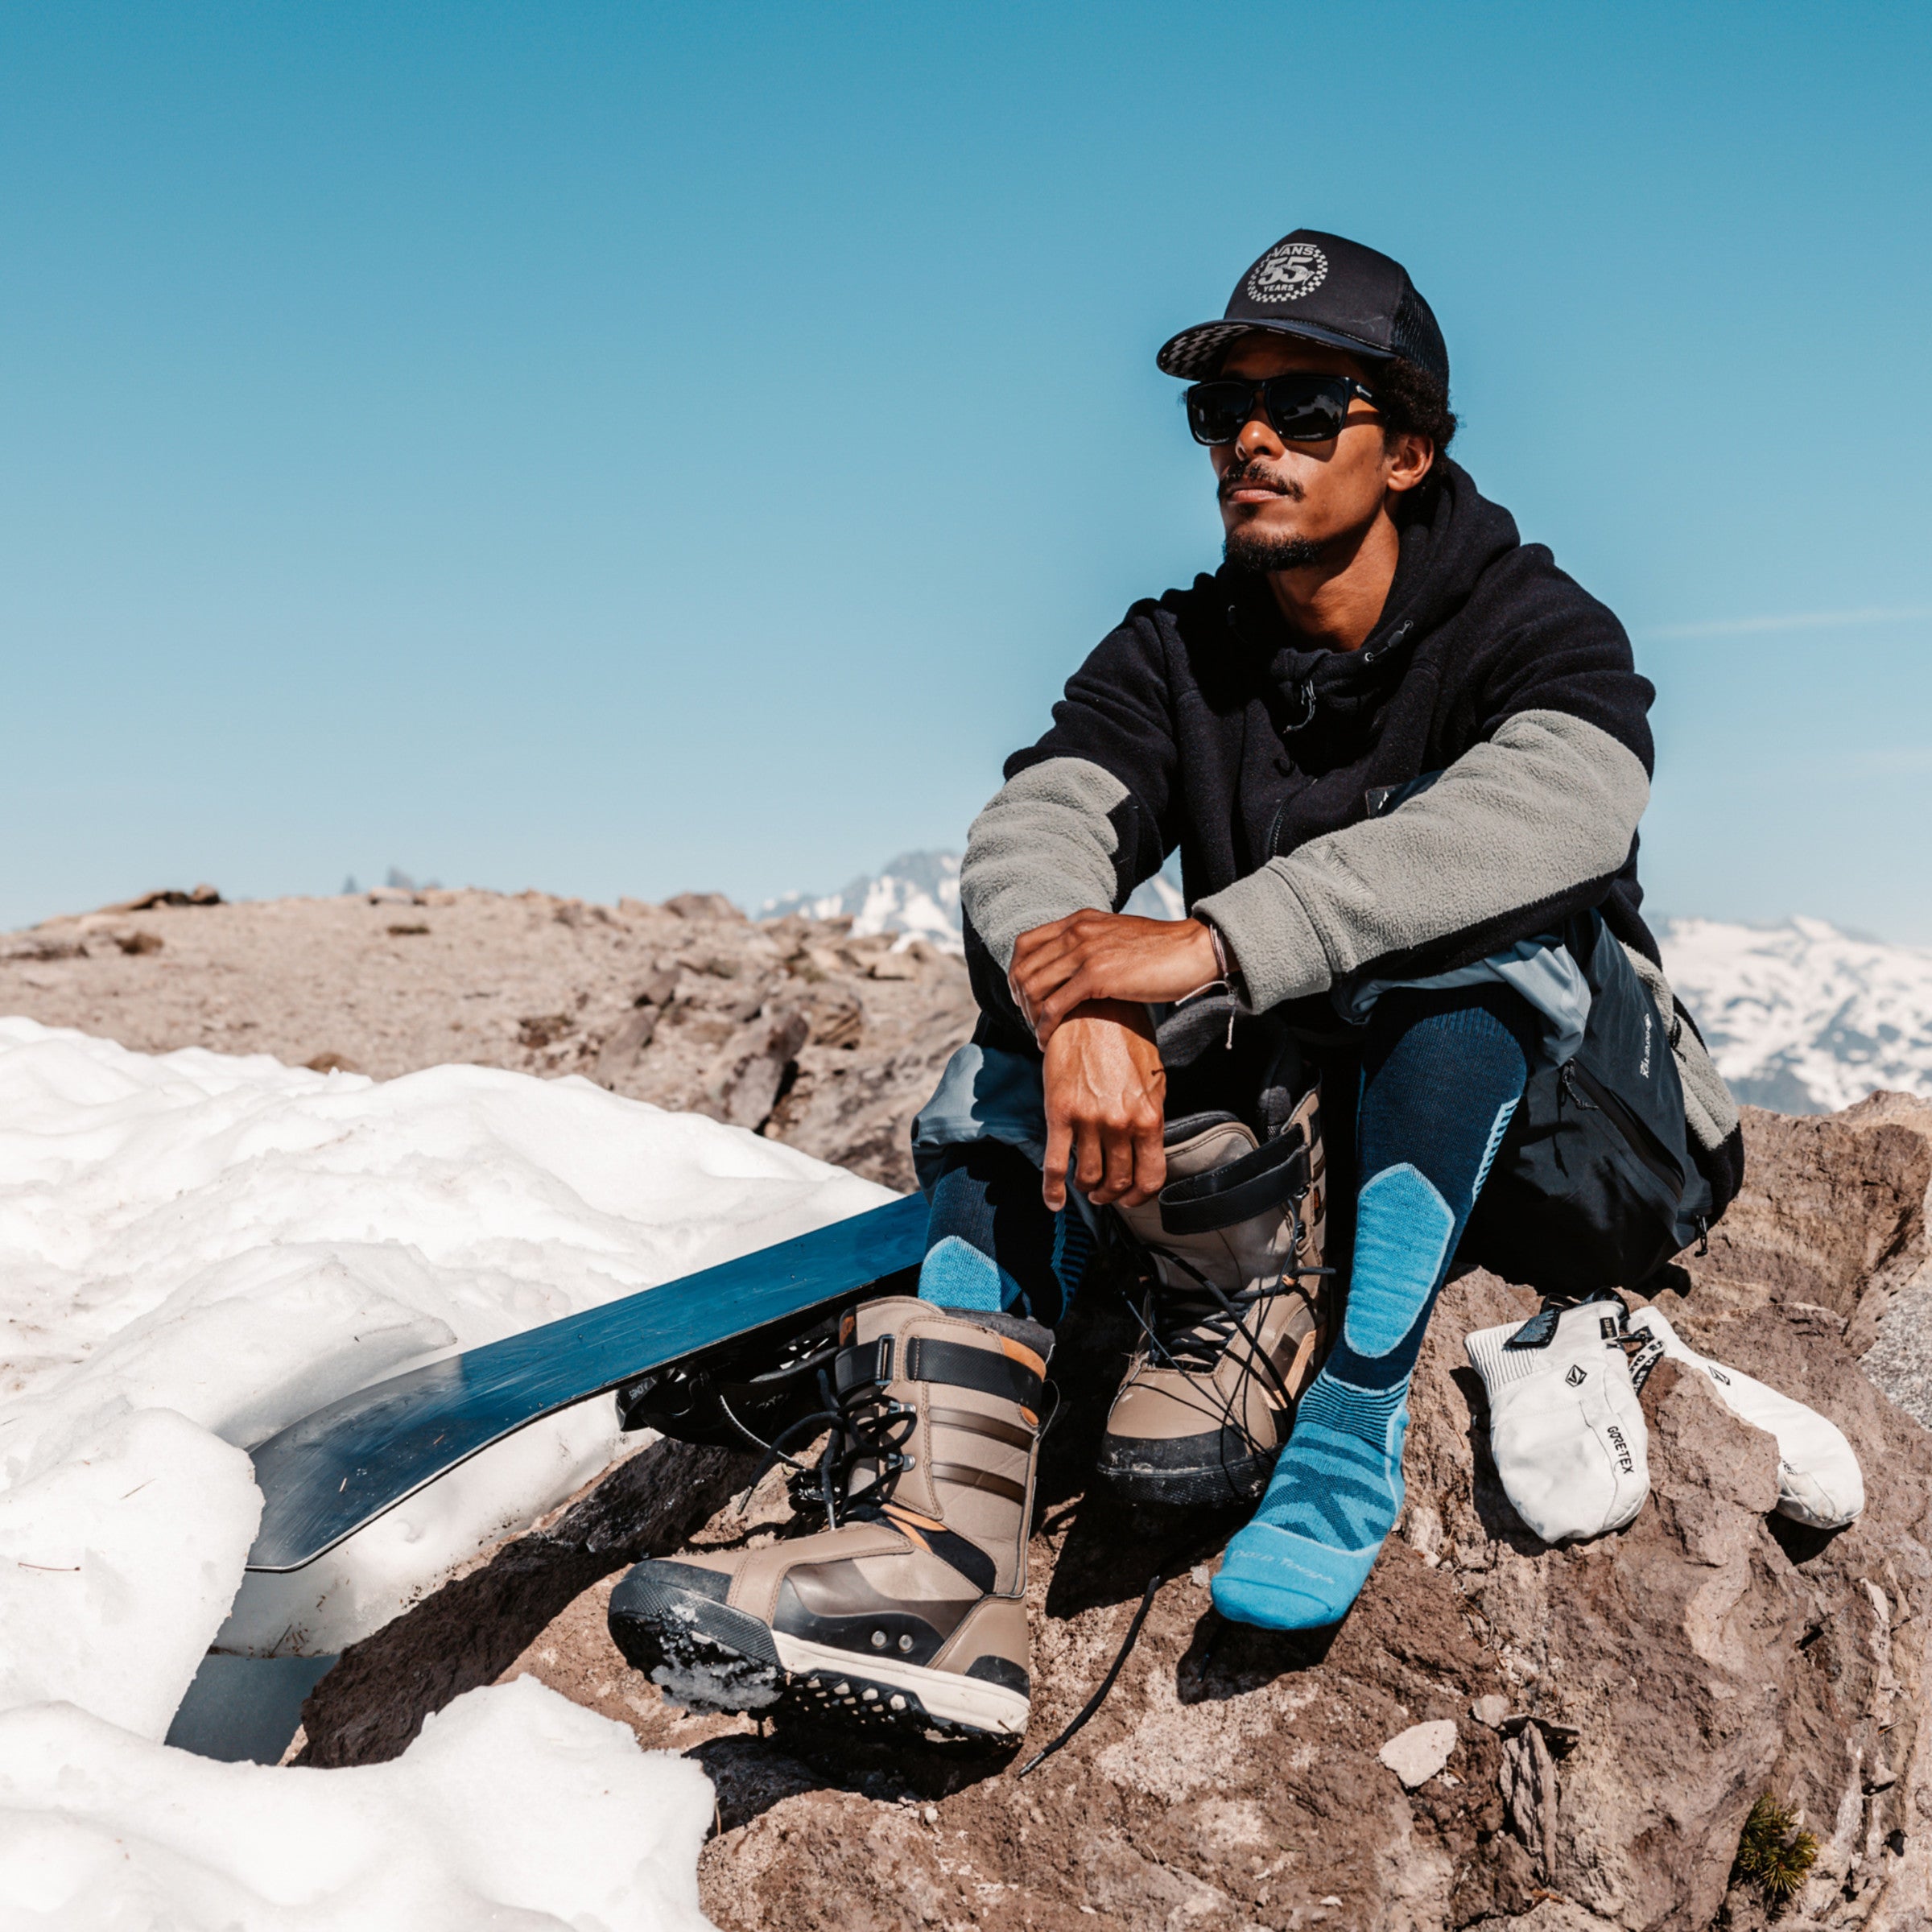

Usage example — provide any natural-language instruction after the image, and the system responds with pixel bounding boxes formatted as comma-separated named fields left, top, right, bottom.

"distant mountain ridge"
left=762, top=851, right=967, bottom=952
left=1659, top=915, right=1932, bottom=1113
left=762, top=850, right=1183, bottom=955
left=765, top=860, right=1932, bottom=1117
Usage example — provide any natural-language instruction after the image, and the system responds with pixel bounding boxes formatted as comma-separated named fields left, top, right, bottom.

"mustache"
left=1217, top=459, right=1305, bottom=503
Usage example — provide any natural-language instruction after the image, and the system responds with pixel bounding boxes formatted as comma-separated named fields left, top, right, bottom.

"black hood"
left=1222, top=460, right=1521, bottom=745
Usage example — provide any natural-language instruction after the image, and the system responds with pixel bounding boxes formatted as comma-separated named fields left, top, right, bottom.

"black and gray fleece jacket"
left=960, top=458, right=1660, bottom=1026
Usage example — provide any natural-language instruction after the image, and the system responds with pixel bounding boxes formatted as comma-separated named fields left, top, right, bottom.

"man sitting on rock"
left=611, top=229, right=1741, bottom=1746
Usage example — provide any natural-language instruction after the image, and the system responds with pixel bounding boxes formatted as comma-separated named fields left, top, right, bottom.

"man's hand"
left=1041, top=1000, right=1167, bottom=1211
left=1010, top=912, right=1221, bottom=1047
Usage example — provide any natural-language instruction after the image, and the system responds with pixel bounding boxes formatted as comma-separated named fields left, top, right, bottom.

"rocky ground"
left=0, top=885, right=976, bottom=1191
left=10, top=887, right=1932, bottom=1929
left=287, top=1094, right=1932, bottom=1932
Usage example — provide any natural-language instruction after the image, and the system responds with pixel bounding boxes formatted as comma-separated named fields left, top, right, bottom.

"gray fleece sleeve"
left=1194, top=710, right=1651, bottom=1012
left=959, top=756, right=1129, bottom=969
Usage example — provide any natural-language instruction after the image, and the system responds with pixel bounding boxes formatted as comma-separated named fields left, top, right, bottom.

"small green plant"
left=1732, top=1794, right=1819, bottom=1913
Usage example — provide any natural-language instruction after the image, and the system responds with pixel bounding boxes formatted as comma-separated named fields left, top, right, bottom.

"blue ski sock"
left=1214, top=989, right=1533, bottom=1631
left=916, top=1141, right=1090, bottom=1327
left=917, top=1235, right=1010, bottom=1312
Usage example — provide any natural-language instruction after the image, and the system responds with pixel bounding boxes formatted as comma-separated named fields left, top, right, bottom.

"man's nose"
left=1235, top=411, right=1285, bottom=462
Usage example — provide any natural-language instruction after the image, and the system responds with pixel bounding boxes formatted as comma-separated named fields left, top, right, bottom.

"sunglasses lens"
left=1185, top=382, right=1250, bottom=445
left=1263, top=378, right=1348, bottom=441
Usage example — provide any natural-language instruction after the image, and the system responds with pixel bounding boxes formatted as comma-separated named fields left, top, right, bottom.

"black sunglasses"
left=1183, top=373, right=1378, bottom=447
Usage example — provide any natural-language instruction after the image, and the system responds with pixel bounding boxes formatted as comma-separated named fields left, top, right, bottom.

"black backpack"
left=1459, top=907, right=1733, bottom=1295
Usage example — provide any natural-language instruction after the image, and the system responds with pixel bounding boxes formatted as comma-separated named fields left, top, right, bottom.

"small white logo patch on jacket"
left=1247, top=242, right=1328, bottom=303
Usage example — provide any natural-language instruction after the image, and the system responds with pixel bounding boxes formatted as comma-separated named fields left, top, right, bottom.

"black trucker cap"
left=1156, top=229, right=1448, bottom=390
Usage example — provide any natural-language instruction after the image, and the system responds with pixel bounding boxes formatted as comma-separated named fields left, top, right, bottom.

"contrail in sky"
left=1644, top=606, right=1932, bottom=639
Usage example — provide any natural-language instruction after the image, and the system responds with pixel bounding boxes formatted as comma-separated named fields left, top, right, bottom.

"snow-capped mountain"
left=1660, top=917, right=1932, bottom=1113
left=761, top=849, right=1183, bottom=956
left=762, top=851, right=967, bottom=951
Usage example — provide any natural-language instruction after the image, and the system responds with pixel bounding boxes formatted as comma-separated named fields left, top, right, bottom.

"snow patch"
left=0, top=1013, right=892, bottom=1922
left=0, top=1409, right=260, bottom=1740
left=0, top=1014, right=888, bottom=1665
left=0, top=1676, right=716, bottom=1930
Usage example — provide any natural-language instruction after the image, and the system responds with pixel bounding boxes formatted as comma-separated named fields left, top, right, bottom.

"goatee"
left=1224, top=527, right=1329, bottom=573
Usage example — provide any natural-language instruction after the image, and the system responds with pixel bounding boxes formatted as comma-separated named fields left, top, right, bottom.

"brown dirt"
left=0, top=886, right=977, bottom=1189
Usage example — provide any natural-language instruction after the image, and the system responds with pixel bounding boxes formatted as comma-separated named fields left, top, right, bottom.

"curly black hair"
left=1373, top=354, right=1457, bottom=458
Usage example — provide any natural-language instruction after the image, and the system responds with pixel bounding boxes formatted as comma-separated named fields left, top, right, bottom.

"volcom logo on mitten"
left=1708, top=1366, right=1732, bottom=1385
left=1565, top=1364, right=1587, bottom=1387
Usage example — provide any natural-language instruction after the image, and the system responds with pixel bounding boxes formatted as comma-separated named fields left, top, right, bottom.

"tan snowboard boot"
left=1098, top=1087, right=1328, bottom=1505
left=608, top=1296, right=1048, bottom=1744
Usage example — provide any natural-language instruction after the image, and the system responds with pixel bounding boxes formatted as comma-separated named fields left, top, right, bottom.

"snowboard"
left=246, top=1192, right=927, bottom=1572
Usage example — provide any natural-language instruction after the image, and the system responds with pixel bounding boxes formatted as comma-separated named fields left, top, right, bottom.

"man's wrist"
left=1192, top=875, right=1326, bottom=1012
left=1203, top=918, right=1232, bottom=984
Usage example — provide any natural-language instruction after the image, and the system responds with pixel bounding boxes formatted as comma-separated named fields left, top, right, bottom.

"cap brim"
left=1156, top=316, right=1395, bottom=380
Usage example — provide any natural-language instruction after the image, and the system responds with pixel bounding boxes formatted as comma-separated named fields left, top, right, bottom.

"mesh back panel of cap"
left=1389, top=284, right=1450, bottom=389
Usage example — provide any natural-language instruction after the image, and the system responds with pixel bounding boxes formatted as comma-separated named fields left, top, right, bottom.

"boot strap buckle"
left=833, top=1335, right=894, bottom=1394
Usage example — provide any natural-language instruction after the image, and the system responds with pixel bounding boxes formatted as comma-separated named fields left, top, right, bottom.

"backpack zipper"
left=1559, top=1061, right=1686, bottom=1195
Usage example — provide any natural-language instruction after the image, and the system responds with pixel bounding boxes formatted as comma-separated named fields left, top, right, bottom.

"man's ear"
left=1383, top=433, right=1436, bottom=497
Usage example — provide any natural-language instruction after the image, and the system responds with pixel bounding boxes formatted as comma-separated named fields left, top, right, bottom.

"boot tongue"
left=852, top=1294, right=926, bottom=1348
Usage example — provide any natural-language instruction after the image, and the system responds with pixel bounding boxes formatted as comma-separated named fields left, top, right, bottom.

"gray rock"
left=1379, top=1718, right=1459, bottom=1789
left=593, top=1006, right=658, bottom=1086
left=663, top=892, right=743, bottom=922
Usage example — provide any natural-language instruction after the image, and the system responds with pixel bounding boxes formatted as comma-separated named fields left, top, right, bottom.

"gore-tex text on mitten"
left=1465, top=1298, right=1649, bottom=1544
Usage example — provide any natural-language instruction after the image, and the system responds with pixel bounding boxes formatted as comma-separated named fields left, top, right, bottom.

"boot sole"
left=1096, top=1444, right=1274, bottom=1507
left=609, top=1574, right=1030, bottom=1745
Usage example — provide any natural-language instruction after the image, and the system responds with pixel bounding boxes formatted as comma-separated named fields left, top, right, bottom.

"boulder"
left=110, top=885, right=222, bottom=911
left=664, top=892, right=745, bottom=922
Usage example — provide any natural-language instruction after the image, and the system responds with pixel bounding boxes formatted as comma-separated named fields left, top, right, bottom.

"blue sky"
left=4, top=3, right=1930, bottom=938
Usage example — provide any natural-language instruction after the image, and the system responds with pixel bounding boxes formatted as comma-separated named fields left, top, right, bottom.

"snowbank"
left=0, top=1014, right=889, bottom=1671
left=0, top=1013, right=893, bottom=1922
left=0, top=1675, right=716, bottom=1930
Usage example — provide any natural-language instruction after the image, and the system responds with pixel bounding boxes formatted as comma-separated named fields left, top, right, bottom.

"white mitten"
left=1466, top=1299, right=1649, bottom=1543
left=1625, top=1305, right=1864, bottom=1529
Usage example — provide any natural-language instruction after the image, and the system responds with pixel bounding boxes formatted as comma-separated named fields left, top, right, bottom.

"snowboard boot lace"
left=732, top=1345, right=923, bottom=1527
left=1126, top=1202, right=1332, bottom=1429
